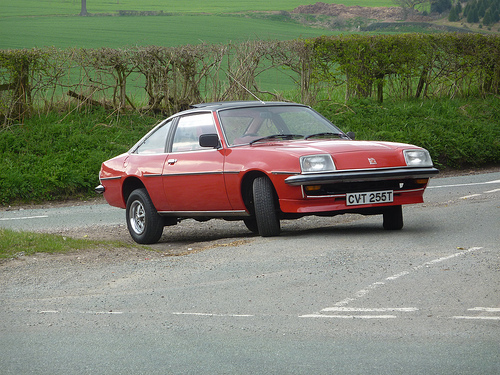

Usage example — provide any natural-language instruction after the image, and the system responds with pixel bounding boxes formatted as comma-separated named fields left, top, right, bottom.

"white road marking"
left=172, top=312, right=254, bottom=317
left=300, top=314, right=397, bottom=319
left=484, top=188, right=500, bottom=194
left=386, top=271, right=410, bottom=281
left=93, top=311, right=124, bottom=315
left=321, top=307, right=418, bottom=312
left=453, top=307, right=500, bottom=320
left=302, top=247, right=484, bottom=319
left=428, top=179, right=500, bottom=189
left=39, top=310, right=123, bottom=315
left=468, top=307, right=500, bottom=312
left=452, top=316, right=500, bottom=320
left=0, top=215, right=49, bottom=221
left=427, top=178, right=500, bottom=200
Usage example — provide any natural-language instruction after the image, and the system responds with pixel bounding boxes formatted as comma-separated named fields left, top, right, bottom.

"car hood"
left=248, top=139, right=417, bottom=169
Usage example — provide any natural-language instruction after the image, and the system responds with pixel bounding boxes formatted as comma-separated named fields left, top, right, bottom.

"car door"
left=126, top=119, right=173, bottom=211
left=161, top=112, right=232, bottom=212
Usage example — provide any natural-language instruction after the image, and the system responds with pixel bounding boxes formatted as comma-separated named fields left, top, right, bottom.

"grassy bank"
left=0, top=109, right=160, bottom=205
left=316, top=96, right=500, bottom=169
left=0, top=228, right=119, bottom=259
left=0, top=96, right=499, bottom=205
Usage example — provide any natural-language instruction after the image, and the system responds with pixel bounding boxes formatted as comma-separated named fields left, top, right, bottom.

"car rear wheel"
left=126, top=188, right=164, bottom=244
left=252, top=176, right=280, bottom=237
left=383, top=205, right=403, bottom=230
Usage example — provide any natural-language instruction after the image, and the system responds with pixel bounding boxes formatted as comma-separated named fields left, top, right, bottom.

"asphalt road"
left=1, top=172, right=499, bottom=374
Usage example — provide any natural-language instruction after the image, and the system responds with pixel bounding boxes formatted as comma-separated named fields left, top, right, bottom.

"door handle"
left=167, top=159, right=178, bottom=165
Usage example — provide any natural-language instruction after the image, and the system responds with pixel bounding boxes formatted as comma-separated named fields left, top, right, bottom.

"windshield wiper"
left=249, top=134, right=303, bottom=144
left=304, top=132, right=345, bottom=140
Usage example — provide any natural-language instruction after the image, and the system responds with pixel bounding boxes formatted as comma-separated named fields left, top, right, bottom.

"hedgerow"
left=1, top=34, right=499, bottom=125
left=1, top=34, right=499, bottom=204
left=0, top=96, right=498, bottom=205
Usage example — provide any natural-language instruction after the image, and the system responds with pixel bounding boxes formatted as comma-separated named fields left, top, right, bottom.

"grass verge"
left=0, top=228, right=124, bottom=259
left=1, top=96, right=499, bottom=206
left=315, top=96, right=500, bottom=169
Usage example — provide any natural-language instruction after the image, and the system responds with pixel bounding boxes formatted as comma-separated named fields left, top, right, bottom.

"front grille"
left=304, top=179, right=426, bottom=196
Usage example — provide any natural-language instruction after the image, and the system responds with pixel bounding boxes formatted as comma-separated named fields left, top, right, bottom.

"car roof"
left=189, top=101, right=305, bottom=111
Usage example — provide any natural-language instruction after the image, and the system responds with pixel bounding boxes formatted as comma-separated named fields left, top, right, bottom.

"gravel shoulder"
left=2, top=166, right=499, bottom=264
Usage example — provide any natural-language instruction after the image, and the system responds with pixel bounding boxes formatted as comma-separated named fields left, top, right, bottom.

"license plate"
left=346, top=190, right=394, bottom=206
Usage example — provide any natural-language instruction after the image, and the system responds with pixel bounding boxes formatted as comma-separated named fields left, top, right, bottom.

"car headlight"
left=403, top=149, right=433, bottom=167
left=300, top=154, right=336, bottom=173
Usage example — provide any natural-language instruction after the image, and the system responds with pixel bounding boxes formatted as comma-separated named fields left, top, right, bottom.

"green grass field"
left=0, top=0, right=395, bottom=17
left=0, top=15, right=346, bottom=49
left=0, top=0, right=395, bottom=49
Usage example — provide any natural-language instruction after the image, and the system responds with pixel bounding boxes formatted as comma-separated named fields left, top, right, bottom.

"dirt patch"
left=292, top=2, right=432, bottom=22
left=293, top=2, right=404, bottom=21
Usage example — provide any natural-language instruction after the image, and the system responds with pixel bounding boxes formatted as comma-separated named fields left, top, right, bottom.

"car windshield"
left=218, top=105, right=344, bottom=146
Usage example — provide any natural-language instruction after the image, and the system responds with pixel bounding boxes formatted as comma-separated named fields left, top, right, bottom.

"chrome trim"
left=158, top=210, right=249, bottom=217
left=285, top=167, right=439, bottom=186
left=143, top=174, right=162, bottom=178
left=162, top=171, right=224, bottom=177
left=99, top=176, right=122, bottom=181
left=95, top=185, right=105, bottom=194
left=272, top=171, right=299, bottom=176
left=303, top=187, right=426, bottom=199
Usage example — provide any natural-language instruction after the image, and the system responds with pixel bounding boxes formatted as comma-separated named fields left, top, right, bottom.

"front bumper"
left=284, top=167, right=439, bottom=186
left=95, top=184, right=105, bottom=194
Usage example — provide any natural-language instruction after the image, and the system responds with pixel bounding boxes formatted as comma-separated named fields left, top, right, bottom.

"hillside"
left=289, top=1, right=499, bottom=33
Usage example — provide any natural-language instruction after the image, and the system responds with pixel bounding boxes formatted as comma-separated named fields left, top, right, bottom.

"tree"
left=392, top=0, right=428, bottom=18
left=431, top=0, right=452, bottom=13
left=80, top=0, right=88, bottom=16
left=467, top=6, right=480, bottom=22
left=483, top=8, right=494, bottom=24
left=448, top=5, right=460, bottom=21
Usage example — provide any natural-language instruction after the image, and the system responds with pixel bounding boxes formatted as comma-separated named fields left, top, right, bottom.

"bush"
left=0, top=109, right=162, bottom=204
left=1, top=96, right=499, bottom=205
left=314, top=96, right=500, bottom=169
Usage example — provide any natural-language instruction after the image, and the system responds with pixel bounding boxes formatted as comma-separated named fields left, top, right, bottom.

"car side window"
left=135, top=120, right=172, bottom=154
left=171, top=113, right=216, bottom=152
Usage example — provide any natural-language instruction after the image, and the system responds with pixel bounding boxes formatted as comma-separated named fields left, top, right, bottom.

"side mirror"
left=199, top=133, right=220, bottom=148
left=346, top=131, right=356, bottom=140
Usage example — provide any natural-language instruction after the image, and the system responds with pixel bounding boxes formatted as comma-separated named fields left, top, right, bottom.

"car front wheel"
left=383, top=205, right=404, bottom=230
left=126, top=188, right=164, bottom=244
left=252, top=176, right=281, bottom=237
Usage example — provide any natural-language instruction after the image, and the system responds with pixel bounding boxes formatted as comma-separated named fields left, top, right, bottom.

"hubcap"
left=129, top=200, right=146, bottom=235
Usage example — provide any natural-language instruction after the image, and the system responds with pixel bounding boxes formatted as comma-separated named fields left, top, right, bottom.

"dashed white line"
left=0, top=215, right=49, bottom=221
left=39, top=310, right=123, bottom=315
left=428, top=179, right=500, bottom=189
left=468, top=307, right=500, bottom=312
left=453, top=307, right=500, bottom=320
left=300, top=314, right=397, bottom=319
left=484, top=188, right=500, bottom=194
left=321, top=307, right=418, bottom=312
left=172, top=312, right=254, bottom=317
left=301, top=247, right=484, bottom=318
left=386, top=271, right=410, bottom=281
left=452, top=316, right=500, bottom=320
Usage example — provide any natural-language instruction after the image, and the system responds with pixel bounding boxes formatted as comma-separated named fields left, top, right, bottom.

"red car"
left=96, top=101, right=438, bottom=244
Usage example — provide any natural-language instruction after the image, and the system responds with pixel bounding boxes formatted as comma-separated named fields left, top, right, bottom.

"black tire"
left=383, top=205, right=404, bottom=230
left=243, top=217, right=259, bottom=234
left=126, top=188, right=164, bottom=244
left=252, top=176, right=280, bottom=237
